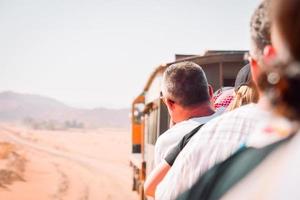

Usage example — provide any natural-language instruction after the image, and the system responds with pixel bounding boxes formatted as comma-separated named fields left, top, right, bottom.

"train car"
left=130, top=50, right=248, bottom=200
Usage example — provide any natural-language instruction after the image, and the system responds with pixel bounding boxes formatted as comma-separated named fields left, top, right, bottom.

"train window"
left=144, top=101, right=170, bottom=146
left=147, top=109, right=158, bottom=145
left=159, top=101, right=170, bottom=136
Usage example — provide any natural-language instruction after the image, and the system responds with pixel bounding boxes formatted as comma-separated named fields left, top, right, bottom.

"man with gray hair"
left=144, top=61, right=223, bottom=197
left=154, top=61, right=221, bottom=166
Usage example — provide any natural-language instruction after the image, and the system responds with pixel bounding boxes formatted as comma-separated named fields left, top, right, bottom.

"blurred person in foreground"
left=176, top=0, right=300, bottom=199
left=155, top=1, right=274, bottom=199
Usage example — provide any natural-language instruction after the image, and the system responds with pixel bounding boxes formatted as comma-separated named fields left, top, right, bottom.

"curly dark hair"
left=250, top=0, right=272, bottom=58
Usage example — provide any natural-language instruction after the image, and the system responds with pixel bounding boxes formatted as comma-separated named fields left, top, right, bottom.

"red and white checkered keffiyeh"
left=213, top=88, right=234, bottom=109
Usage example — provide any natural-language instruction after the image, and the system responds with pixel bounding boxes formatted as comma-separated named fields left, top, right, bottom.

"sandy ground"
left=0, top=124, right=137, bottom=200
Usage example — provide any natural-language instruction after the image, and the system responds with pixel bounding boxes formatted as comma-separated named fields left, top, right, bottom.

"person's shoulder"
left=156, top=122, right=187, bottom=142
left=199, top=104, right=259, bottom=129
left=158, top=120, right=199, bottom=145
left=171, top=120, right=200, bottom=133
left=156, top=129, right=170, bottom=145
left=234, top=103, right=259, bottom=111
left=220, top=103, right=259, bottom=118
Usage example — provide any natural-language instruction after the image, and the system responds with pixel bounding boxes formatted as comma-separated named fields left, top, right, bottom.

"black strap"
left=178, top=124, right=204, bottom=150
left=165, top=123, right=204, bottom=166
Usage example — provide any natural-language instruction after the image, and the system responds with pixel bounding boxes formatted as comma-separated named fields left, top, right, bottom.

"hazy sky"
left=0, top=0, right=260, bottom=109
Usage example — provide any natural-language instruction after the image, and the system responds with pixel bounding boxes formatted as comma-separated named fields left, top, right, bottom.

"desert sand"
left=0, top=124, right=137, bottom=200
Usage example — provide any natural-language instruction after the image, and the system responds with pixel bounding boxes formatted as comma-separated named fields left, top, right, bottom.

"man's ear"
left=263, top=45, right=277, bottom=62
left=249, top=56, right=260, bottom=85
left=208, top=85, right=214, bottom=99
left=165, top=98, right=176, bottom=110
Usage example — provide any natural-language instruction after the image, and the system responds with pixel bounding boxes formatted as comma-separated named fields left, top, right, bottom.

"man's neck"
left=179, top=102, right=215, bottom=121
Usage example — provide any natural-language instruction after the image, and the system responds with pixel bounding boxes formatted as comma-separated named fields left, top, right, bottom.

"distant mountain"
left=0, top=91, right=130, bottom=129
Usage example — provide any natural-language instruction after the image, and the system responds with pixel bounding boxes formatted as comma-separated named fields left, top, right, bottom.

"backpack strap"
left=165, top=123, right=204, bottom=166
left=178, top=135, right=294, bottom=200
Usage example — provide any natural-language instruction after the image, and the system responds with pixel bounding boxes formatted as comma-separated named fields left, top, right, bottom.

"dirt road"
left=0, top=124, right=137, bottom=200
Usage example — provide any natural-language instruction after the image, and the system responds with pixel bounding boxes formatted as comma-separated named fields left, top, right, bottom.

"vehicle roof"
left=143, top=50, right=247, bottom=92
